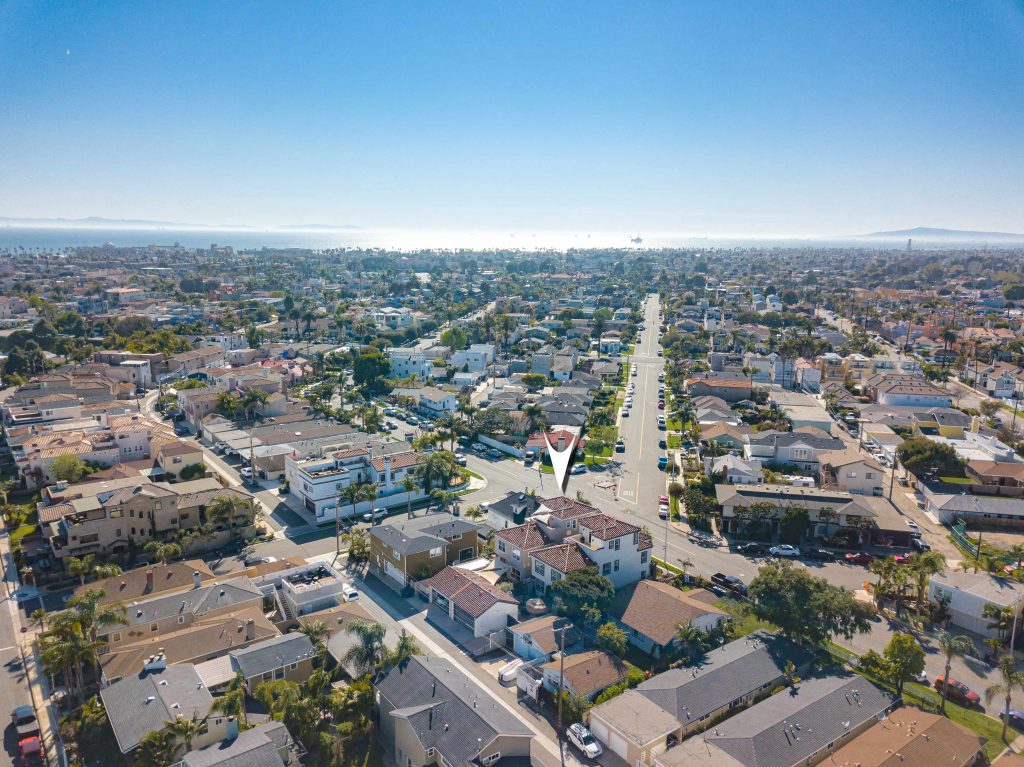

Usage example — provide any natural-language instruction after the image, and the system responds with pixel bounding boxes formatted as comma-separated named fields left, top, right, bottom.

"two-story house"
left=574, top=513, right=652, bottom=588
left=369, top=513, right=482, bottom=590
left=744, top=430, right=845, bottom=472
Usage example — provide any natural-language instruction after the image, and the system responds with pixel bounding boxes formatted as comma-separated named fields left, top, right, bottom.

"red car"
left=844, top=552, right=874, bottom=564
left=658, top=402, right=665, bottom=410
left=934, top=675, right=981, bottom=707
left=658, top=494, right=670, bottom=505
left=893, top=554, right=911, bottom=564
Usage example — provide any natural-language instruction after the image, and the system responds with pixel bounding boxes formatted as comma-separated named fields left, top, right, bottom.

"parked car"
left=893, top=554, right=912, bottom=565
left=657, top=419, right=666, bottom=430
left=362, top=508, right=386, bottom=523
left=659, top=438, right=667, bottom=449
left=244, top=554, right=278, bottom=566
left=11, top=705, right=38, bottom=737
left=472, top=443, right=488, bottom=453
left=454, top=454, right=467, bottom=467
left=486, top=448, right=504, bottom=459
left=804, top=548, right=835, bottom=561
left=214, top=441, right=229, bottom=453
left=658, top=401, right=665, bottom=410
left=710, top=572, right=747, bottom=595
left=933, top=676, right=981, bottom=707
left=1001, top=709, right=1024, bottom=732
left=658, top=504, right=669, bottom=519
left=567, top=723, right=603, bottom=758
left=657, top=455, right=669, bottom=470
left=621, top=408, right=630, bottom=418
left=571, top=464, right=587, bottom=475
left=735, top=542, right=767, bottom=556
left=658, top=494, right=670, bottom=505
left=905, top=519, right=920, bottom=534
left=342, top=585, right=360, bottom=602
left=769, top=545, right=801, bottom=558
left=844, top=552, right=875, bottom=564
left=239, top=467, right=254, bottom=479
left=911, top=538, right=932, bottom=552
left=174, top=426, right=190, bottom=436
left=614, top=440, right=625, bottom=453
left=498, top=658, right=524, bottom=685
left=407, top=417, right=419, bottom=426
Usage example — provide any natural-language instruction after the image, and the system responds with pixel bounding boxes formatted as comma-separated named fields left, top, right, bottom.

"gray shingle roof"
left=704, top=673, right=895, bottom=767
left=99, top=664, right=213, bottom=753
left=634, top=631, right=815, bottom=723
left=231, top=633, right=315, bottom=679
left=371, top=513, right=480, bottom=556
left=122, top=577, right=263, bottom=628
left=182, top=721, right=294, bottom=767
left=375, top=655, right=532, bottom=767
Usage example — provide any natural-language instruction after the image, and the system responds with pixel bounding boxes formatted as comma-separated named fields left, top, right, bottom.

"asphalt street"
left=1, top=533, right=32, bottom=767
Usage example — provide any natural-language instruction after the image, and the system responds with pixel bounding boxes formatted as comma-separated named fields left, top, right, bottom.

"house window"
left=151, top=623, right=158, bottom=632
left=274, top=668, right=284, bottom=680
left=290, top=662, right=297, bottom=670
left=614, top=559, right=620, bottom=572
left=641, top=551, right=649, bottom=564
left=450, top=532, right=461, bottom=541
left=262, top=672, right=272, bottom=681
left=482, top=754, right=501, bottom=766
left=551, top=571, right=562, bottom=582
left=611, top=538, right=620, bottom=551
left=430, top=547, right=443, bottom=558
left=602, top=563, right=611, bottom=576
left=865, top=472, right=875, bottom=479
left=534, top=561, right=546, bottom=576
left=633, top=532, right=639, bottom=545
left=80, top=534, right=99, bottom=544
left=178, top=616, right=185, bottom=624
left=498, top=540, right=506, bottom=553
left=512, top=548, right=521, bottom=561
left=110, top=509, right=122, bottom=518
left=112, top=632, right=122, bottom=642
left=115, top=529, right=121, bottom=538
left=392, top=548, right=401, bottom=558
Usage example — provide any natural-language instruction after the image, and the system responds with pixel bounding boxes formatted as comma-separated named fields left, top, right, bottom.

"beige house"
left=40, top=477, right=256, bottom=561
left=817, top=448, right=884, bottom=496
left=156, top=441, right=206, bottom=481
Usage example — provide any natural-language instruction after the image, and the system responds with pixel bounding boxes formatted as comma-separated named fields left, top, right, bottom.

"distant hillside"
left=276, top=223, right=363, bottom=230
left=859, top=226, right=1024, bottom=241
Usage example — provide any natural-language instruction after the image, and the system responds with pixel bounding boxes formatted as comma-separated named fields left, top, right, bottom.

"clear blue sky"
left=1, top=1, right=1023, bottom=236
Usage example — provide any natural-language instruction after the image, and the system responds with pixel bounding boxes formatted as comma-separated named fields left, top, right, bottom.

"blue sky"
left=1, top=1, right=1023, bottom=236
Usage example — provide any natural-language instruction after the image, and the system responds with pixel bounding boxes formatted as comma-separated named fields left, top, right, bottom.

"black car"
left=735, top=542, right=767, bottom=556
left=1001, top=709, right=1024, bottom=732
left=911, top=538, right=932, bottom=552
left=710, top=572, right=748, bottom=595
left=804, top=548, right=835, bottom=561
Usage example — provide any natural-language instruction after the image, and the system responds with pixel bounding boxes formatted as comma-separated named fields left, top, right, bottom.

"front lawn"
left=939, top=476, right=972, bottom=485
left=716, top=597, right=777, bottom=638
left=667, top=434, right=681, bottom=449
left=10, top=524, right=36, bottom=546
left=667, top=418, right=682, bottom=431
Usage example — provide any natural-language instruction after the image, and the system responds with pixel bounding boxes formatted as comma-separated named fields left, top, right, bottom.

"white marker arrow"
left=544, top=432, right=575, bottom=492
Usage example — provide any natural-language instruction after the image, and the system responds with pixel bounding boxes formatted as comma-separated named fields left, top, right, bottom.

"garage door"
left=590, top=718, right=608, bottom=744
left=608, top=732, right=628, bottom=760
left=384, top=561, right=405, bottom=585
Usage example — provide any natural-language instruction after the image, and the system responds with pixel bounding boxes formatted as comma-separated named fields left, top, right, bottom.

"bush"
left=178, top=462, right=206, bottom=481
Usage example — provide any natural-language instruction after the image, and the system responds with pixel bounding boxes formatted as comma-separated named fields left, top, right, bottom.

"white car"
left=769, top=545, right=801, bottom=558
left=498, top=658, right=524, bottom=684
left=658, top=504, right=670, bottom=519
left=362, top=508, right=386, bottom=523
left=621, top=408, right=629, bottom=418
left=239, top=467, right=253, bottom=479
left=567, top=723, right=603, bottom=758
left=342, top=585, right=359, bottom=602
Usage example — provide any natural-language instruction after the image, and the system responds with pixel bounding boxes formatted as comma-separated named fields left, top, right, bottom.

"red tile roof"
left=531, top=542, right=591, bottom=573
left=426, top=566, right=517, bottom=618
left=494, top=520, right=554, bottom=550
left=539, top=496, right=599, bottom=520
left=370, top=452, right=422, bottom=472
left=579, top=513, right=639, bottom=540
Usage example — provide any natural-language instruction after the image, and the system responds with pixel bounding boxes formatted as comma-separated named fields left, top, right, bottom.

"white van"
left=498, top=658, right=524, bottom=684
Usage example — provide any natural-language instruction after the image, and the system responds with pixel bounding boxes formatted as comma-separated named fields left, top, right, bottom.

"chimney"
left=246, top=618, right=255, bottom=641
left=971, top=416, right=980, bottom=433
left=226, top=716, right=239, bottom=741
left=145, top=569, right=154, bottom=592
left=193, top=571, right=202, bottom=589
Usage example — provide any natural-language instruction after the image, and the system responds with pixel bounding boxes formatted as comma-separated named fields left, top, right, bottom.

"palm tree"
left=431, top=488, right=458, bottom=516
left=211, top=671, right=247, bottom=726
left=146, top=540, right=182, bottom=565
left=30, top=607, right=47, bottom=632
left=402, top=474, right=417, bottom=519
left=388, top=629, right=422, bottom=668
left=134, top=729, right=179, bottom=767
left=342, top=619, right=388, bottom=676
left=676, top=557, right=693, bottom=583
left=417, top=451, right=458, bottom=494
left=937, top=630, right=975, bottom=713
left=909, top=551, right=946, bottom=613
left=298, top=619, right=330, bottom=657
left=94, top=563, right=122, bottom=579
left=66, top=554, right=96, bottom=586
left=215, top=391, right=240, bottom=418
left=436, top=414, right=463, bottom=451
left=522, top=403, right=548, bottom=436
left=239, top=387, right=268, bottom=421
left=165, top=714, right=204, bottom=754
left=987, top=654, right=1024, bottom=741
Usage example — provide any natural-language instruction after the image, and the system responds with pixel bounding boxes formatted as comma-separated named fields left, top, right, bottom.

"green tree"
left=146, top=540, right=183, bottom=565
left=51, top=453, right=87, bottom=483
left=352, top=349, right=390, bottom=389
left=133, top=729, right=179, bottom=767
left=298, top=619, right=330, bottom=657
left=439, top=326, right=468, bottom=350
left=164, top=714, right=203, bottom=753
left=909, top=550, right=946, bottom=613
left=346, top=528, right=371, bottom=563
left=979, top=399, right=1001, bottom=420
left=388, top=629, right=422, bottom=668
left=520, top=373, right=548, bottom=390
left=548, top=567, right=615, bottom=619
left=882, top=633, right=925, bottom=696
left=342, top=619, right=388, bottom=676
left=748, top=561, right=872, bottom=645
left=66, top=554, right=96, bottom=586
left=211, top=671, right=248, bottom=726
left=596, top=622, right=628, bottom=656
left=936, top=630, right=974, bottom=713
left=778, top=505, right=810, bottom=545
left=896, top=436, right=964, bottom=478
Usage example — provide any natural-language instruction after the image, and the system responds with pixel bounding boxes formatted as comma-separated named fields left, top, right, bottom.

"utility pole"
left=555, top=619, right=573, bottom=733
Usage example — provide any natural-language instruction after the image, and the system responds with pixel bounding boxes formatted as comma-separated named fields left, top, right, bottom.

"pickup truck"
left=710, top=572, right=747, bottom=595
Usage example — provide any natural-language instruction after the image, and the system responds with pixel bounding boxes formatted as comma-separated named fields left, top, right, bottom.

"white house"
left=744, top=430, right=845, bottom=471
left=599, top=333, right=622, bottom=355
left=929, top=570, right=1024, bottom=638
left=704, top=454, right=763, bottom=485
left=450, top=343, right=495, bottom=373
left=424, top=565, right=518, bottom=638
left=386, top=349, right=432, bottom=380
left=283, top=448, right=426, bottom=523
left=417, top=387, right=457, bottom=417
left=576, top=513, right=651, bottom=588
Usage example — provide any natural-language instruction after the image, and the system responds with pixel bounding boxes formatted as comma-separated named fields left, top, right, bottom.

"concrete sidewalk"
left=0, top=530, right=63, bottom=767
